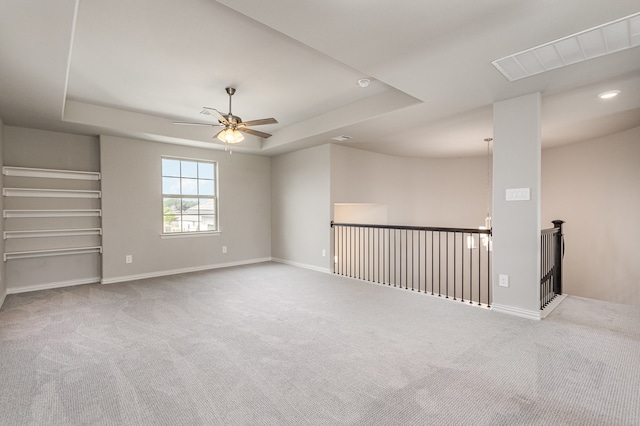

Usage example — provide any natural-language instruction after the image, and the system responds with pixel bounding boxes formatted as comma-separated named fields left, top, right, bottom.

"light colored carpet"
left=0, top=262, right=638, bottom=425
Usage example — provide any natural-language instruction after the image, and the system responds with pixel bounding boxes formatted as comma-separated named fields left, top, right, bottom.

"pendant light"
left=480, top=137, right=493, bottom=251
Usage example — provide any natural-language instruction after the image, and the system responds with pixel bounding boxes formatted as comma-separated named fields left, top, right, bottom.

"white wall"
left=100, top=135, right=271, bottom=282
left=542, top=125, right=640, bottom=306
left=271, top=144, right=331, bottom=271
left=330, top=144, right=490, bottom=228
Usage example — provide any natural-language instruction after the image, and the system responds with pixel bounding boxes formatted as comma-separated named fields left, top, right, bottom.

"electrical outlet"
left=222, top=246, right=227, bottom=254
left=125, top=255, right=133, bottom=264
left=499, top=274, right=509, bottom=287
left=322, top=249, right=326, bottom=257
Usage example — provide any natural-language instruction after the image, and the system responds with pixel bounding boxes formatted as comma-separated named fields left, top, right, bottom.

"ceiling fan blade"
left=240, top=117, right=278, bottom=127
left=201, top=107, right=229, bottom=125
left=238, top=127, right=272, bottom=139
left=173, top=121, right=223, bottom=126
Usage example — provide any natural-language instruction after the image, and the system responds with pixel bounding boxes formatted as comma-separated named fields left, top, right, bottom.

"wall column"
left=492, top=92, right=541, bottom=319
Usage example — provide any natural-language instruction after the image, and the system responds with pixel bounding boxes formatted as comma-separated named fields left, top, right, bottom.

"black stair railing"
left=331, top=221, right=492, bottom=307
left=540, top=220, right=564, bottom=309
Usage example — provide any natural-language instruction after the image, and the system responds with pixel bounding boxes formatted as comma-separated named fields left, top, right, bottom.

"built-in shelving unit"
left=3, top=188, right=101, bottom=198
left=2, top=166, right=102, bottom=261
left=4, top=246, right=103, bottom=261
left=3, top=166, right=100, bottom=180
left=3, top=209, right=102, bottom=218
left=4, top=228, right=103, bottom=239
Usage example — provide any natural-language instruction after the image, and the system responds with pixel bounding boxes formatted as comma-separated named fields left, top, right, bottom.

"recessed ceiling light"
left=597, top=90, right=621, bottom=99
left=357, top=78, right=371, bottom=88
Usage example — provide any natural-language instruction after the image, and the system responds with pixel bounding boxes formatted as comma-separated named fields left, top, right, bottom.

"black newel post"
left=552, top=220, right=564, bottom=295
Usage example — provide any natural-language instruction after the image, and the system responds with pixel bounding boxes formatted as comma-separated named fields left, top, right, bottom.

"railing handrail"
left=331, top=221, right=492, bottom=307
left=331, top=221, right=491, bottom=235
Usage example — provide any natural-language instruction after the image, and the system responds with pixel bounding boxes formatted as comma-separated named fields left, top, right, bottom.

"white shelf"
left=4, top=246, right=103, bottom=261
left=3, top=188, right=101, bottom=198
left=3, top=209, right=102, bottom=218
left=3, top=166, right=100, bottom=180
left=4, top=228, right=102, bottom=239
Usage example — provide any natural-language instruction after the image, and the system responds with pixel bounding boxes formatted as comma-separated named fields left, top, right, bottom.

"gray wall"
left=492, top=93, right=542, bottom=317
left=100, top=135, right=271, bottom=282
left=542, top=125, right=640, bottom=306
left=271, top=144, right=331, bottom=271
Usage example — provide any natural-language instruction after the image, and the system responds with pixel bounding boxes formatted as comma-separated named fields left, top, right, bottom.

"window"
left=162, top=157, right=217, bottom=234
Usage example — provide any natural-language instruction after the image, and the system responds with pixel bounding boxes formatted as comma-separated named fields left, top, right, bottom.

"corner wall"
left=542, top=125, right=640, bottom=306
left=271, top=144, right=331, bottom=272
left=100, top=135, right=271, bottom=282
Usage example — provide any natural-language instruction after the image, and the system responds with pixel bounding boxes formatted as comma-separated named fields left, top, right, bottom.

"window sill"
left=160, top=231, right=221, bottom=239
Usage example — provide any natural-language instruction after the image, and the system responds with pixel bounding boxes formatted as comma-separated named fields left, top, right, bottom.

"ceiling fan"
left=174, top=87, right=278, bottom=144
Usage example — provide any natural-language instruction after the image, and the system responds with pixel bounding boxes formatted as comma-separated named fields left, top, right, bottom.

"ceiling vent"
left=331, top=135, right=353, bottom=142
left=492, top=12, right=640, bottom=81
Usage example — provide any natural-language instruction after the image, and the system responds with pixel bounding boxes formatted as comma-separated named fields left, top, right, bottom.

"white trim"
left=3, top=166, right=100, bottom=180
left=4, top=246, right=102, bottom=261
left=4, top=209, right=102, bottom=218
left=271, top=257, right=332, bottom=274
left=3, top=188, right=101, bottom=198
left=540, top=294, right=567, bottom=318
left=4, top=228, right=102, bottom=239
left=101, top=257, right=272, bottom=284
left=491, top=303, right=542, bottom=320
left=7, top=277, right=101, bottom=295
left=160, top=231, right=221, bottom=239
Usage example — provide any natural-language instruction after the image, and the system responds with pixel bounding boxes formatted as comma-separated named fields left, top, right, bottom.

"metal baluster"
left=418, top=231, right=421, bottom=293
left=393, top=229, right=396, bottom=287
left=445, top=232, right=449, bottom=298
left=431, top=231, right=434, bottom=295
left=469, top=233, right=473, bottom=304
left=405, top=229, right=408, bottom=290
left=478, top=234, right=482, bottom=305
left=438, top=231, right=442, bottom=297
left=453, top=232, right=457, bottom=300
left=487, top=232, right=491, bottom=308
left=461, top=233, right=465, bottom=303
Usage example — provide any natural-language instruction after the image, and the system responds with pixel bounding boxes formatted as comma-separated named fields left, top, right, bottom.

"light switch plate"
left=506, top=188, right=530, bottom=201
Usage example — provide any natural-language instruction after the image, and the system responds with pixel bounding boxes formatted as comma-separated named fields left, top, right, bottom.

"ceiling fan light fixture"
left=216, top=128, right=245, bottom=144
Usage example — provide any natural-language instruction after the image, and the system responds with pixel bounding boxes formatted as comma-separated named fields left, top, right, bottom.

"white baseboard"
left=101, top=257, right=272, bottom=285
left=491, top=303, right=542, bottom=320
left=540, top=294, right=567, bottom=318
left=7, top=277, right=101, bottom=295
left=271, top=258, right=332, bottom=274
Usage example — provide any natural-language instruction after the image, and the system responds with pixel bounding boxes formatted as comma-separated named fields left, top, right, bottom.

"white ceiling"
left=1, top=0, right=639, bottom=157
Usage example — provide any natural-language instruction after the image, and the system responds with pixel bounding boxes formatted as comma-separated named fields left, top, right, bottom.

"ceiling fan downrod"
left=225, top=87, right=236, bottom=115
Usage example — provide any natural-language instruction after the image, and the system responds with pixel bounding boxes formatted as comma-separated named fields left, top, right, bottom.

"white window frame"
left=161, top=156, right=219, bottom=236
